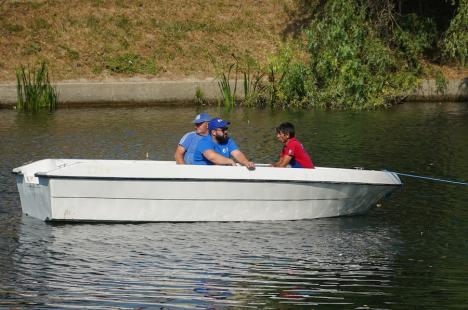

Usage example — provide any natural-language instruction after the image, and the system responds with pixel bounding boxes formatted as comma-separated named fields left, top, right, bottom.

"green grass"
left=86, top=15, right=100, bottom=30
left=59, top=44, right=80, bottom=60
left=5, top=23, right=24, bottom=34
left=105, top=53, right=159, bottom=74
left=22, top=42, right=42, bottom=55
left=33, top=17, right=50, bottom=30
left=115, top=15, right=132, bottom=31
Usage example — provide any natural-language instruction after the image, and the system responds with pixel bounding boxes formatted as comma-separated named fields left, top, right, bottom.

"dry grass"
left=0, top=0, right=294, bottom=81
left=0, top=0, right=466, bottom=82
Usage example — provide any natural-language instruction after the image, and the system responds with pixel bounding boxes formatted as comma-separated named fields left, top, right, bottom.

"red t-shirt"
left=281, top=137, right=314, bottom=168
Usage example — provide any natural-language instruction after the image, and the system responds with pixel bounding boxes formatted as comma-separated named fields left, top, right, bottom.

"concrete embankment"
left=404, top=79, right=467, bottom=102
left=0, top=78, right=466, bottom=108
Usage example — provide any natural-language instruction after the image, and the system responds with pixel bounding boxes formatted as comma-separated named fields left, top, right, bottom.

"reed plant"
left=194, top=86, right=206, bottom=105
left=16, top=62, right=58, bottom=112
left=242, top=62, right=266, bottom=107
left=216, top=62, right=237, bottom=107
left=214, top=54, right=272, bottom=108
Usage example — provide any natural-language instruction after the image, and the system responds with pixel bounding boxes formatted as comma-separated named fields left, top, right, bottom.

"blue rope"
left=388, top=171, right=468, bottom=186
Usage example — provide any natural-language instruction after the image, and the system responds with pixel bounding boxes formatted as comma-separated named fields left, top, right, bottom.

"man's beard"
left=215, top=133, right=227, bottom=143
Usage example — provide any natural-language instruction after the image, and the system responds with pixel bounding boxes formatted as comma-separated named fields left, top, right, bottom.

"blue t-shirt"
left=193, top=136, right=239, bottom=165
left=179, top=131, right=206, bottom=164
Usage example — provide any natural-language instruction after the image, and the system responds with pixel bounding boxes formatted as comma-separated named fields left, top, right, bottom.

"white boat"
left=13, top=159, right=401, bottom=222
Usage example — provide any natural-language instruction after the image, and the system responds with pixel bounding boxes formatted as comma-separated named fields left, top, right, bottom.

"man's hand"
left=244, top=161, right=256, bottom=170
left=231, top=150, right=255, bottom=170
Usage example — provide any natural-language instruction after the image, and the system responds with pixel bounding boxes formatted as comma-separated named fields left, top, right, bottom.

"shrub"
left=305, top=0, right=426, bottom=109
left=441, top=0, right=467, bottom=67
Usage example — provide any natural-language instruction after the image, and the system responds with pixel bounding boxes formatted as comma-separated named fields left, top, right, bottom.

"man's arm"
left=174, top=145, right=186, bottom=164
left=272, top=155, right=292, bottom=167
left=231, top=150, right=255, bottom=169
left=203, top=149, right=236, bottom=165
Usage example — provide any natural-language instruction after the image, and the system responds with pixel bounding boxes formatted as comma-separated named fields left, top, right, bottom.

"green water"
left=0, top=103, right=467, bottom=309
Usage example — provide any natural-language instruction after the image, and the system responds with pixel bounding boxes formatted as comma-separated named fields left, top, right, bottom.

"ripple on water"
left=0, top=217, right=403, bottom=308
left=1, top=104, right=467, bottom=308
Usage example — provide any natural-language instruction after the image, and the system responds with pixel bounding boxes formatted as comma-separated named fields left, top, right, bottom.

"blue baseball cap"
left=191, top=113, right=212, bottom=124
left=208, top=117, right=230, bottom=131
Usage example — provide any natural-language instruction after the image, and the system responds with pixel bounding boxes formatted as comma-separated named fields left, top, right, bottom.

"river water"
left=0, top=103, right=467, bottom=309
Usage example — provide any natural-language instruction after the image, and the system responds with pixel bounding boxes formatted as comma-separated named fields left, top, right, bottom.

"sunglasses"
left=216, top=127, right=228, bottom=132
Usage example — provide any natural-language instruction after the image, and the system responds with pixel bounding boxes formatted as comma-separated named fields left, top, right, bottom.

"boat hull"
left=13, top=159, right=401, bottom=222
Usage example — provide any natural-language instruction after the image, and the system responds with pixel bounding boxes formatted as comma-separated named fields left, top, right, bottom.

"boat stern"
left=12, top=159, right=65, bottom=221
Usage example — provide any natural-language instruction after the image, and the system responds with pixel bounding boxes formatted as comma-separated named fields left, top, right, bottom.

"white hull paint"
left=13, top=159, right=401, bottom=222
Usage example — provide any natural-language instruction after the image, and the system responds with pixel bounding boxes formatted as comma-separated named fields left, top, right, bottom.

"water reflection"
left=3, top=216, right=401, bottom=308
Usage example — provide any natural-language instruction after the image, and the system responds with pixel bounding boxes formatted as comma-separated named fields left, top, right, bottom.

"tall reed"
left=217, top=63, right=237, bottom=107
left=194, top=86, right=206, bottom=105
left=242, top=67, right=265, bottom=107
left=16, top=62, right=58, bottom=112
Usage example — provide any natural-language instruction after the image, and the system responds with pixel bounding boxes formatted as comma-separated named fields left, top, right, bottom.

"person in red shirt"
left=272, top=122, right=314, bottom=169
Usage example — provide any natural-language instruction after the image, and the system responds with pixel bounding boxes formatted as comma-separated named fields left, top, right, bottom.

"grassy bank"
left=1, top=0, right=466, bottom=83
left=0, top=0, right=291, bottom=81
left=1, top=0, right=467, bottom=110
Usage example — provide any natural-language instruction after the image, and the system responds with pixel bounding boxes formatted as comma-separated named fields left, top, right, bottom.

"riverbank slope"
left=1, top=0, right=466, bottom=83
left=0, top=0, right=288, bottom=82
left=1, top=1, right=466, bottom=107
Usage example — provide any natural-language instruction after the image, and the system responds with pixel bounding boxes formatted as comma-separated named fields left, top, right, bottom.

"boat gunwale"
left=33, top=173, right=402, bottom=186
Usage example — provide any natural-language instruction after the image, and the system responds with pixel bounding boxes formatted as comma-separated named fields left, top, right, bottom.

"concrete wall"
left=0, top=78, right=466, bottom=108
left=0, top=78, right=226, bottom=108
left=404, top=79, right=468, bottom=102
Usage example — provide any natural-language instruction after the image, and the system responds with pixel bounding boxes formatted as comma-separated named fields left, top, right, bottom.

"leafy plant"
left=304, top=0, right=425, bottom=109
left=16, top=61, right=58, bottom=112
left=441, top=0, right=467, bottom=67
left=393, top=13, right=437, bottom=72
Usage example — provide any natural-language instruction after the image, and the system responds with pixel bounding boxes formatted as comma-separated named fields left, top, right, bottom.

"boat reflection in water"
left=13, top=159, right=401, bottom=222
left=6, top=215, right=402, bottom=308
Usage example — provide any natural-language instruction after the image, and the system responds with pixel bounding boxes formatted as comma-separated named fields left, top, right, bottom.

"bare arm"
left=203, top=149, right=236, bottom=166
left=272, top=155, right=292, bottom=168
left=174, top=145, right=186, bottom=164
left=231, top=150, right=255, bottom=170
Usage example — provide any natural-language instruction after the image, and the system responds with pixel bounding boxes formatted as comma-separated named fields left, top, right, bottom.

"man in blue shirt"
left=174, top=113, right=212, bottom=164
left=192, top=117, right=255, bottom=169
